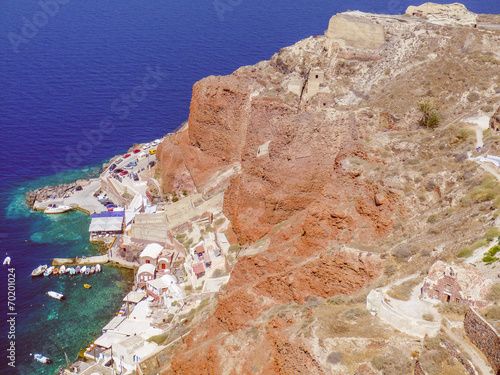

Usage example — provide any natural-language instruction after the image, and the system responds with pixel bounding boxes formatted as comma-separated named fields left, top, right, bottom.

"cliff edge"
left=152, top=4, right=500, bottom=374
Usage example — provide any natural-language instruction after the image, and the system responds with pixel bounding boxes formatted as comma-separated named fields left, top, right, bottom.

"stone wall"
left=464, top=308, right=500, bottom=374
left=441, top=340, right=477, bottom=375
left=367, top=289, right=441, bottom=338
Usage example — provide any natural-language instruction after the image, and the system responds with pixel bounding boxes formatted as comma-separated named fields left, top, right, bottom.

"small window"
left=146, top=259, right=150, bottom=264
left=315, top=75, right=319, bottom=79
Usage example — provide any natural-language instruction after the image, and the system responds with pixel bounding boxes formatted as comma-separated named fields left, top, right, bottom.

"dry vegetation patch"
left=387, top=276, right=423, bottom=301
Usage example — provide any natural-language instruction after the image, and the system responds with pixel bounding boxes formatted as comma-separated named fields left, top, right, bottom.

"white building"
left=137, top=263, right=156, bottom=288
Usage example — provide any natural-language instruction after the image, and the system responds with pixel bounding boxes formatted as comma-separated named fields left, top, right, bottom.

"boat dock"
left=52, top=255, right=138, bottom=269
left=53, top=255, right=108, bottom=266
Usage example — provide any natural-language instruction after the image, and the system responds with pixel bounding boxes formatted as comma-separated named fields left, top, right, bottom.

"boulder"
left=325, top=14, right=385, bottom=50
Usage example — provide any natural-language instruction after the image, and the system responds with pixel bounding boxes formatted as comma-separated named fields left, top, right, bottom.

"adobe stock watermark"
left=7, top=0, right=71, bottom=54
left=52, top=66, right=168, bottom=174
left=213, top=0, right=243, bottom=22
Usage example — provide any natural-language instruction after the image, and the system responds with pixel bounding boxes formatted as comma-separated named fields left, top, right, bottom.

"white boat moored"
left=31, top=265, right=47, bottom=277
left=3, top=256, right=11, bottom=266
left=31, top=353, right=52, bottom=364
left=47, top=291, right=64, bottom=300
left=44, top=203, right=73, bottom=214
left=43, top=266, right=54, bottom=277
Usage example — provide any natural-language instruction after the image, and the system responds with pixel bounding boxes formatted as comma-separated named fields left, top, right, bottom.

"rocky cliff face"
left=156, top=5, right=500, bottom=374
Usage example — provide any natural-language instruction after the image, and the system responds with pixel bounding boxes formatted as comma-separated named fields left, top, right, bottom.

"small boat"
left=53, top=268, right=59, bottom=276
left=75, top=266, right=81, bottom=274
left=95, top=264, right=102, bottom=273
left=84, top=284, right=92, bottom=289
left=3, top=256, right=11, bottom=266
left=90, top=266, right=95, bottom=274
left=47, top=291, right=64, bottom=300
left=81, top=266, right=87, bottom=274
left=59, top=265, right=66, bottom=274
left=31, top=265, right=47, bottom=277
left=85, top=267, right=90, bottom=275
left=31, top=353, right=52, bottom=364
left=44, top=203, right=73, bottom=214
left=43, top=266, right=54, bottom=277
left=68, top=267, right=75, bottom=275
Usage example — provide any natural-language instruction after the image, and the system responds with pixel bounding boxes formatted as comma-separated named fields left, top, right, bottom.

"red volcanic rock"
left=157, top=58, right=395, bottom=374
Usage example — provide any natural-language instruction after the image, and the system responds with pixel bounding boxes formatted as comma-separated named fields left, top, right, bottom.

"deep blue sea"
left=0, top=0, right=497, bottom=373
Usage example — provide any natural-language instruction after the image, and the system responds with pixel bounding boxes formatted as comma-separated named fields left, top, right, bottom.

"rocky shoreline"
left=25, top=179, right=95, bottom=209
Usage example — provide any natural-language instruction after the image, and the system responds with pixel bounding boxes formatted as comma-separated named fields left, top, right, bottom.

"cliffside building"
left=421, top=261, right=492, bottom=308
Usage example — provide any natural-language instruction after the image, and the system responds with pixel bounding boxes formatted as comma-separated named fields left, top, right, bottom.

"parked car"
left=149, top=149, right=157, bottom=155
left=133, top=149, right=141, bottom=153
left=123, top=153, right=131, bottom=158
left=109, top=163, right=117, bottom=171
left=120, top=171, right=129, bottom=176
left=114, top=169, right=124, bottom=174
left=129, top=160, right=137, bottom=166
left=143, top=144, right=151, bottom=150
left=133, top=173, right=139, bottom=181
left=75, top=186, right=83, bottom=191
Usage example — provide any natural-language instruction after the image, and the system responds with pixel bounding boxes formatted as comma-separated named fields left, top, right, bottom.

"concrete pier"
left=34, top=179, right=104, bottom=215
left=53, top=255, right=108, bottom=266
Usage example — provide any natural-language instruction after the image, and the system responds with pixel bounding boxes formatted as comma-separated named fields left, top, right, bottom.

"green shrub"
left=427, top=214, right=439, bottom=224
left=486, top=227, right=500, bottom=238
left=457, top=128, right=475, bottom=142
left=418, top=102, right=441, bottom=129
left=228, top=244, right=240, bottom=253
left=457, top=247, right=473, bottom=258
left=214, top=218, right=225, bottom=227
left=326, top=352, right=342, bottom=365
left=344, top=307, right=369, bottom=321
left=483, top=245, right=500, bottom=264
left=172, top=196, right=179, bottom=202
left=175, top=233, right=186, bottom=241
left=422, top=313, right=435, bottom=322
left=147, top=333, right=169, bottom=345
left=384, top=263, right=397, bottom=277
left=471, top=239, right=488, bottom=251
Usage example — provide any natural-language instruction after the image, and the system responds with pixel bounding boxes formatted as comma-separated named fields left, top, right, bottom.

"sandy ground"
left=463, top=114, right=490, bottom=149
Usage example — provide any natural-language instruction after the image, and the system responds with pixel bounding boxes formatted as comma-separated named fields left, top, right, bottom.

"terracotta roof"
left=193, top=262, right=205, bottom=275
left=194, top=244, right=205, bottom=254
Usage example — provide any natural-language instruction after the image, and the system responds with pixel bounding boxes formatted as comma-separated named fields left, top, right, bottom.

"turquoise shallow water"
left=0, top=167, right=134, bottom=375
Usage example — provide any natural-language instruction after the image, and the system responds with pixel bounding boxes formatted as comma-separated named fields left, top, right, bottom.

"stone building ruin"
left=421, top=260, right=492, bottom=308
